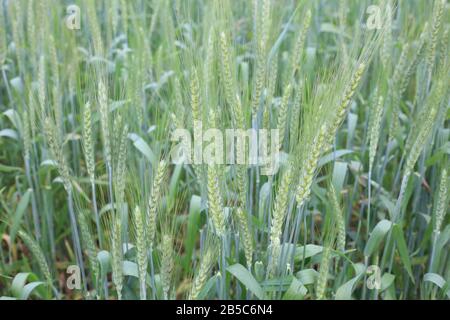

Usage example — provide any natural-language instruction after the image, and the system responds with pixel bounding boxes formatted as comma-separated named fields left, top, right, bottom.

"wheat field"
left=0, top=0, right=449, bottom=300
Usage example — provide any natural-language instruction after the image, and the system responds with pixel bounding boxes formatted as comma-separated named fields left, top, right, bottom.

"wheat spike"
left=43, top=117, right=71, bottom=191
left=19, top=230, right=52, bottom=285
left=147, top=160, right=167, bottom=247
left=270, top=163, right=294, bottom=275
left=434, top=169, right=448, bottom=233
left=160, top=234, right=174, bottom=300
left=316, top=246, right=331, bottom=300
left=369, top=95, right=384, bottom=172
left=189, top=242, right=218, bottom=300
left=329, top=184, right=346, bottom=252
left=98, top=80, right=111, bottom=165
left=207, top=164, right=226, bottom=236
left=296, top=124, right=327, bottom=208
left=134, top=206, right=148, bottom=300
left=78, top=210, right=99, bottom=285
left=82, top=102, right=95, bottom=184
left=277, top=83, right=292, bottom=150
left=289, top=9, right=311, bottom=82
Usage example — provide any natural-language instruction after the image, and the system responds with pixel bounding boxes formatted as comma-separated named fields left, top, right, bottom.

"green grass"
left=0, top=0, right=449, bottom=300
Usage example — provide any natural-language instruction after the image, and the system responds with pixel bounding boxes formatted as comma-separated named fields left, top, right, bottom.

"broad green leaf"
left=335, top=263, right=365, bottom=300
left=392, top=224, right=414, bottom=282
left=97, top=250, right=111, bottom=274
left=227, top=263, right=265, bottom=299
left=332, top=161, right=348, bottom=195
left=123, top=261, right=138, bottom=278
left=20, top=282, right=44, bottom=300
left=424, top=273, right=450, bottom=298
left=196, top=273, right=219, bottom=300
left=3, top=109, right=22, bottom=131
left=295, top=244, right=323, bottom=262
left=183, top=195, right=202, bottom=272
left=128, top=133, right=155, bottom=165
left=296, top=269, right=319, bottom=285
left=318, top=149, right=354, bottom=167
left=0, top=163, right=23, bottom=173
left=364, top=219, right=392, bottom=257
left=261, top=276, right=293, bottom=291
left=10, top=77, right=24, bottom=93
left=379, top=195, right=395, bottom=219
left=11, top=273, right=30, bottom=298
left=283, top=277, right=307, bottom=300
left=10, top=189, right=32, bottom=245
left=380, top=273, right=395, bottom=292
left=169, top=163, right=183, bottom=200
left=0, top=129, right=18, bottom=140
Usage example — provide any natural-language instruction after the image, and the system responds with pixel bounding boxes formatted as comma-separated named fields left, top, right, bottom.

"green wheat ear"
left=78, top=210, right=99, bottom=286
left=329, top=184, right=346, bottom=252
left=18, top=230, right=52, bottom=286
left=82, top=101, right=95, bottom=184
left=369, top=94, right=384, bottom=172
left=434, top=168, right=448, bottom=234
left=160, top=233, right=174, bottom=300
left=147, top=159, right=167, bottom=247
left=134, top=205, right=148, bottom=300
left=189, top=237, right=219, bottom=300
left=207, top=163, right=226, bottom=236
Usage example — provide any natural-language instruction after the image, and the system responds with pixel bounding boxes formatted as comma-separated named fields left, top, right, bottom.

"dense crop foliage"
left=0, top=0, right=449, bottom=300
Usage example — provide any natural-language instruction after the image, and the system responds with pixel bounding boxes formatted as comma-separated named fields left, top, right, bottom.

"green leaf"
left=380, top=273, right=395, bottom=292
left=128, top=133, right=155, bottom=165
left=364, top=219, right=392, bottom=257
left=10, top=189, right=32, bottom=245
left=20, top=282, right=44, bottom=300
left=0, top=129, right=19, bottom=140
left=11, top=273, right=30, bottom=298
left=183, top=195, right=202, bottom=272
left=3, top=109, right=22, bottom=131
left=168, top=163, right=183, bottom=200
left=320, top=23, right=350, bottom=38
left=424, top=273, right=450, bottom=298
left=335, top=263, right=365, bottom=300
left=318, top=150, right=354, bottom=167
left=392, top=224, right=414, bottom=282
left=283, top=277, right=307, bottom=300
left=123, top=261, right=139, bottom=278
left=0, top=163, right=23, bottom=173
left=294, top=244, right=323, bottom=262
left=97, top=250, right=111, bottom=274
left=227, top=264, right=265, bottom=299
left=295, top=269, right=319, bottom=285
left=379, top=195, right=395, bottom=220
left=196, top=273, right=219, bottom=300
left=332, top=161, right=348, bottom=195
left=268, top=3, right=301, bottom=61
